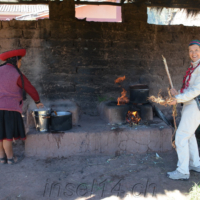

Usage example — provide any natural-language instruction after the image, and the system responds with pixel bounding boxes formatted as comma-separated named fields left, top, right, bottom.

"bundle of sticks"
left=148, top=90, right=176, bottom=106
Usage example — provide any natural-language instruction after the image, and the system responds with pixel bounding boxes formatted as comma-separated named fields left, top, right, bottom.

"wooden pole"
left=162, top=55, right=177, bottom=149
left=162, top=55, right=174, bottom=88
left=0, top=1, right=122, bottom=5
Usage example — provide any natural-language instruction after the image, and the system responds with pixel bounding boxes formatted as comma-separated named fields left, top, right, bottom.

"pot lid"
left=51, top=111, right=71, bottom=116
left=32, top=107, right=51, bottom=112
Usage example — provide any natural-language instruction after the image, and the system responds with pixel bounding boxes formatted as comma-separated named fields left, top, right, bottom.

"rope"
left=15, top=65, right=26, bottom=100
left=171, top=104, right=177, bottom=149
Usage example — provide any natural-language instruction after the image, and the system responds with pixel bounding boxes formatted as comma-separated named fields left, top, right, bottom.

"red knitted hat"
left=0, top=49, right=26, bottom=61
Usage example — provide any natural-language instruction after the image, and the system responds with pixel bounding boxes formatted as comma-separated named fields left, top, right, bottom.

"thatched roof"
left=150, top=6, right=200, bottom=17
left=151, top=7, right=200, bottom=17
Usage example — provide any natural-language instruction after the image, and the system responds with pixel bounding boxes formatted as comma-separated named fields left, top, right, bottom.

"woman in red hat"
left=0, top=49, right=43, bottom=164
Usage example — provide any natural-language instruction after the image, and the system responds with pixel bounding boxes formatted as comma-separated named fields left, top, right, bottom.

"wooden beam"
left=147, top=4, right=200, bottom=10
left=0, top=1, right=49, bottom=4
left=146, top=0, right=200, bottom=9
left=0, top=0, right=123, bottom=5
left=0, top=0, right=200, bottom=10
left=75, top=1, right=123, bottom=6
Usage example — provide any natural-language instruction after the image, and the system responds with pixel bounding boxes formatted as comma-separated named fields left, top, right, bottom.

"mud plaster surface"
left=25, top=115, right=172, bottom=158
left=0, top=141, right=200, bottom=200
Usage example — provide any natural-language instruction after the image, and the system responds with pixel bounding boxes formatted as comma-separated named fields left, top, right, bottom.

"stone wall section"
left=0, top=1, right=199, bottom=117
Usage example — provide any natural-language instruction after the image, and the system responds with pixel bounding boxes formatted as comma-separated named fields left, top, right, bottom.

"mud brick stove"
left=25, top=80, right=172, bottom=158
left=99, top=84, right=153, bottom=124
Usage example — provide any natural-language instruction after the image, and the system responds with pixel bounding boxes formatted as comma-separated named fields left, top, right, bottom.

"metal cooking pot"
left=130, top=84, right=149, bottom=104
left=51, top=111, right=72, bottom=131
left=32, top=108, right=51, bottom=132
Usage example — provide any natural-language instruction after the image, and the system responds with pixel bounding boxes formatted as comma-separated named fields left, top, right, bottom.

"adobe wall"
left=0, top=0, right=198, bottom=116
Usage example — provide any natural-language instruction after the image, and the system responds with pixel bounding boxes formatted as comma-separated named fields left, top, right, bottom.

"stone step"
left=25, top=116, right=173, bottom=158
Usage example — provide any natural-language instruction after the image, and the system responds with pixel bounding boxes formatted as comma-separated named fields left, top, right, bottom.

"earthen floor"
left=1, top=115, right=200, bottom=200
left=1, top=142, right=200, bottom=200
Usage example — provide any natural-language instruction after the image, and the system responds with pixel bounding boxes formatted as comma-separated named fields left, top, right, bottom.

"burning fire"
left=117, top=88, right=129, bottom=105
left=115, top=75, right=126, bottom=84
left=115, top=76, right=129, bottom=105
left=126, top=111, right=141, bottom=125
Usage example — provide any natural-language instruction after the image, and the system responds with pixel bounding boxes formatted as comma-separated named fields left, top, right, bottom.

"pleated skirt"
left=0, top=110, right=26, bottom=141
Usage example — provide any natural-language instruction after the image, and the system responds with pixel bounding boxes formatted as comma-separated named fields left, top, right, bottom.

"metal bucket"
left=32, top=108, right=51, bottom=132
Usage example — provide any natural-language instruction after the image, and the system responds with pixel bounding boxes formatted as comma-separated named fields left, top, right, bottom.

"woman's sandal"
left=0, top=156, right=7, bottom=164
left=7, top=157, right=18, bottom=165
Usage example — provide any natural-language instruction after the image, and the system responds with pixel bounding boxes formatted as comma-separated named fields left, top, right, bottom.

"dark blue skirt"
left=0, top=110, right=26, bottom=141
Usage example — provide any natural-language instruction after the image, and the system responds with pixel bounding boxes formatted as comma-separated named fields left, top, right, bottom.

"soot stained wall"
left=0, top=0, right=199, bottom=116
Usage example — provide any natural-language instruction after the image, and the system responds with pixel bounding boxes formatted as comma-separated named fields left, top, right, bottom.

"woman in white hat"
left=168, top=40, right=200, bottom=180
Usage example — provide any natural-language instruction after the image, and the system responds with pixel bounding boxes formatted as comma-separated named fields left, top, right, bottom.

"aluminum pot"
left=130, top=84, right=149, bottom=104
left=32, top=108, right=51, bottom=132
left=51, top=111, right=72, bottom=131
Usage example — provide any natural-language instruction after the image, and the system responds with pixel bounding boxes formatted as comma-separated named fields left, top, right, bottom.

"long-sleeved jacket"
left=175, top=59, right=200, bottom=104
left=17, top=74, right=40, bottom=103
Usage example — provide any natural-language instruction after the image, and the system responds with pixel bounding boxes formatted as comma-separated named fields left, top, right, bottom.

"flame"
left=126, top=111, right=141, bottom=124
left=115, top=76, right=126, bottom=84
left=114, top=75, right=129, bottom=105
left=117, top=88, right=129, bottom=105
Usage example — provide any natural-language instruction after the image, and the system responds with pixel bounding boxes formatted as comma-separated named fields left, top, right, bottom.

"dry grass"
left=189, top=183, right=200, bottom=200
left=148, top=94, right=176, bottom=106
left=149, top=89, right=177, bottom=106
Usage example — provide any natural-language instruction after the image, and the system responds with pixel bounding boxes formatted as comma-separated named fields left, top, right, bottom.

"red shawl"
left=180, top=62, right=200, bottom=93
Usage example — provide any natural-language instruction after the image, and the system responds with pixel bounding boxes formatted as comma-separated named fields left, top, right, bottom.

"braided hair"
left=0, top=56, right=26, bottom=100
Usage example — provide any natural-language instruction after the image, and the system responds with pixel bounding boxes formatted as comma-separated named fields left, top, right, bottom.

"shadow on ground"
left=0, top=140, right=199, bottom=200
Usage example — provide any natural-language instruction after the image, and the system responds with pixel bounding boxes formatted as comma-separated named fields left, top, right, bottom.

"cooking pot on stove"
left=51, top=111, right=72, bottom=131
left=32, top=107, right=51, bottom=132
left=130, top=84, right=149, bottom=104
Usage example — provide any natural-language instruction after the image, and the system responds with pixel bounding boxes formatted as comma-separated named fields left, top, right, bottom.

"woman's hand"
left=36, top=103, right=44, bottom=109
left=170, top=88, right=179, bottom=96
left=167, top=100, right=177, bottom=105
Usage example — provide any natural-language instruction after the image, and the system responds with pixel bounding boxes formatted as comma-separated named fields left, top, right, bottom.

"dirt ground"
left=0, top=141, right=200, bottom=200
